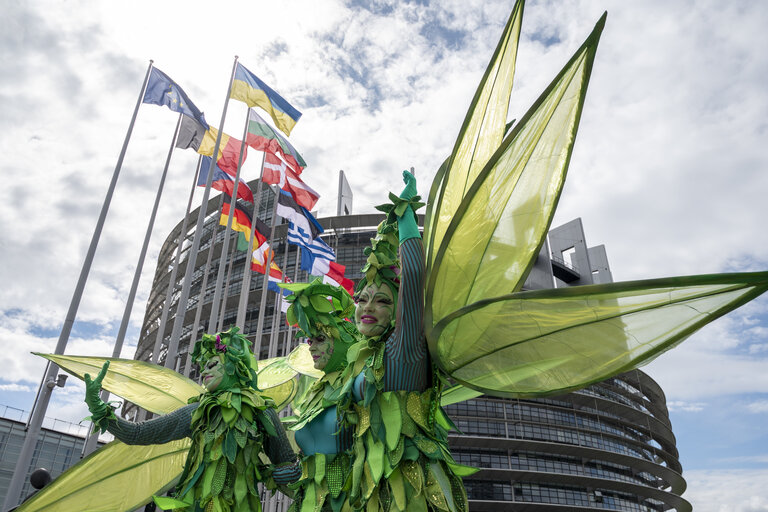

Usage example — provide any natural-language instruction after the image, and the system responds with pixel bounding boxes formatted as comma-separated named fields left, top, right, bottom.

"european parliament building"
left=126, top=177, right=690, bottom=512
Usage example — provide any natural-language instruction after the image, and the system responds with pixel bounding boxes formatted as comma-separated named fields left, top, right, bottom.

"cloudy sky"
left=1, top=0, right=767, bottom=510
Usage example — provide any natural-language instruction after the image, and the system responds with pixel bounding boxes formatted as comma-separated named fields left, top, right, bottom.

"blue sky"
left=1, top=1, right=767, bottom=510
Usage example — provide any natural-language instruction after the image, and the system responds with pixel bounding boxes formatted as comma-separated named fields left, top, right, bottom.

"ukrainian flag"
left=231, top=63, right=302, bottom=136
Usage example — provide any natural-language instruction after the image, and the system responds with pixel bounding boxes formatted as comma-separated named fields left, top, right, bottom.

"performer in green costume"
left=280, top=279, right=358, bottom=512
left=343, top=171, right=473, bottom=512
left=83, top=328, right=301, bottom=512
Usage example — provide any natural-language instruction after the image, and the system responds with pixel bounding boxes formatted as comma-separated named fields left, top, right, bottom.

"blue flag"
left=143, top=67, right=208, bottom=129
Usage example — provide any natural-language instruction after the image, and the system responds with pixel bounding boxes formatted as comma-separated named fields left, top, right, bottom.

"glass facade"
left=0, top=412, right=105, bottom=508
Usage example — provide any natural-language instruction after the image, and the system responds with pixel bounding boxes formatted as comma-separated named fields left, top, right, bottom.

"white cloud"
left=747, top=401, right=768, bottom=414
left=0, top=383, right=34, bottom=393
left=667, top=400, right=706, bottom=413
left=684, top=470, right=768, bottom=512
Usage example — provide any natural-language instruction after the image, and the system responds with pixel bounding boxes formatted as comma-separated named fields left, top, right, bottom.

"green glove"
left=397, top=170, right=420, bottom=242
left=399, top=170, right=418, bottom=201
left=84, top=361, right=116, bottom=433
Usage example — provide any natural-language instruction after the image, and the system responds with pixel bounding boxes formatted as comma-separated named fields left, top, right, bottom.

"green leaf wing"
left=432, top=272, right=768, bottom=397
left=426, top=15, right=606, bottom=344
left=15, top=439, right=189, bottom=512
left=36, top=354, right=202, bottom=414
left=424, top=0, right=523, bottom=275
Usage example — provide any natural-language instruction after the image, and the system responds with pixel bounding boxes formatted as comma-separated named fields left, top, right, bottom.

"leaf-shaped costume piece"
left=23, top=328, right=301, bottom=512
left=421, top=5, right=768, bottom=400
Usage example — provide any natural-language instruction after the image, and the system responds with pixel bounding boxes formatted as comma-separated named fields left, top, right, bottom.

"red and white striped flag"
left=263, top=151, right=320, bottom=210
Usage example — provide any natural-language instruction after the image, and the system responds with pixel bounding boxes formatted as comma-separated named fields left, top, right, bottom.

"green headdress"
left=356, top=219, right=401, bottom=295
left=282, top=278, right=358, bottom=372
left=191, top=326, right=259, bottom=390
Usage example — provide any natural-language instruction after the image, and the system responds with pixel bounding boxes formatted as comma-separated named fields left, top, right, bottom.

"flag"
left=277, top=190, right=323, bottom=242
left=143, top=68, right=208, bottom=128
left=263, top=152, right=320, bottom=210
left=245, top=110, right=306, bottom=174
left=220, top=196, right=253, bottom=239
left=268, top=276, right=292, bottom=295
left=252, top=240, right=283, bottom=280
left=298, top=239, right=354, bottom=295
left=176, top=115, right=208, bottom=152
left=296, top=234, right=336, bottom=265
left=231, top=62, right=302, bottom=136
left=198, top=126, right=248, bottom=176
left=177, top=116, right=247, bottom=177
left=323, top=262, right=355, bottom=296
left=198, top=156, right=254, bottom=203
left=236, top=232, right=249, bottom=251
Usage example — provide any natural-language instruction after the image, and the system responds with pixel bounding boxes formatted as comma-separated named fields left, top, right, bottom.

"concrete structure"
left=125, top=187, right=688, bottom=511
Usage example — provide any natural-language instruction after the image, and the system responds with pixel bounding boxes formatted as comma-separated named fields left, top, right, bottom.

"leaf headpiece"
left=191, top=327, right=259, bottom=390
left=282, top=278, right=357, bottom=372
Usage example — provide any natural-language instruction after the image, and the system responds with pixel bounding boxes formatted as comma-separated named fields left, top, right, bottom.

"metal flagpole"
left=285, top=245, right=301, bottom=345
left=254, top=186, right=281, bottom=357
left=217, top=231, right=239, bottom=332
left=269, top=236, right=291, bottom=357
left=81, top=112, right=184, bottom=456
left=236, top=150, right=266, bottom=331
left=183, top=192, right=225, bottom=378
left=165, top=56, right=239, bottom=369
left=2, top=60, right=155, bottom=512
left=151, top=156, right=203, bottom=364
left=208, top=105, right=251, bottom=332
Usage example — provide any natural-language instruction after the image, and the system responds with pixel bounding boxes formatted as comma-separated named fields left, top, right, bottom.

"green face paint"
left=354, top=282, right=395, bottom=338
left=307, top=334, right=334, bottom=370
left=200, top=354, right=228, bottom=392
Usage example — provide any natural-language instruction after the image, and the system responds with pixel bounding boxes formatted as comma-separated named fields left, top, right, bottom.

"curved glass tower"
left=446, top=370, right=689, bottom=511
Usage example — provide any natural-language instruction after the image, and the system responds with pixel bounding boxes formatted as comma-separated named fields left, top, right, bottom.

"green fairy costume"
left=341, top=173, right=473, bottom=512
left=83, top=328, right=300, bottom=512
left=280, top=279, right=359, bottom=512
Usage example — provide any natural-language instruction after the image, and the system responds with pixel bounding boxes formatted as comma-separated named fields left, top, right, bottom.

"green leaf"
left=224, top=431, right=237, bottom=464
left=310, top=294, right=334, bottom=313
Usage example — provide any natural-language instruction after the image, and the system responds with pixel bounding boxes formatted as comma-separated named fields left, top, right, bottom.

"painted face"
left=200, top=354, right=227, bottom=392
left=355, top=282, right=395, bottom=338
left=307, top=334, right=334, bottom=370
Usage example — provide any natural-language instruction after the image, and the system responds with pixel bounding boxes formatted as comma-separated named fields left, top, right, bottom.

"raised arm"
left=84, top=361, right=194, bottom=444
left=385, top=170, right=429, bottom=392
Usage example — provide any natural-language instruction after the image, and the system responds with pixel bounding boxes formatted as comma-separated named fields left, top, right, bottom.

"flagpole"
left=208, top=105, right=250, bottom=332
left=217, top=231, right=239, bottom=332
left=269, top=236, right=291, bottom=357
left=2, top=60, right=155, bottom=512
left=254, top=186, right=280, bottom=358
left=285, top=245, right=301, bottom=346
left=165, top=56, right=239, bottom=369
left=81, top=112, right=184, bottom=457
left=183, top=192, right=225, bottom=378
left=236, top=150, right=266, bottom=331
left=151, top=155, right=202, bottom=364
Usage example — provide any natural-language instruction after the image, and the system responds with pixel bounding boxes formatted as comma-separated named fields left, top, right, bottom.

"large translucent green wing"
left=15, top=439, right=189, bottom=512
left=426, top=15, right=606, bottom=341
left=431, top=272, right=768, bottom=398
left=423, top=0, right=523, bottom=276
left=36, top=354, right=202, bottom=414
